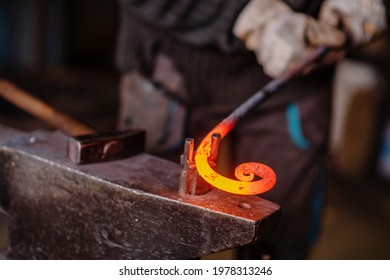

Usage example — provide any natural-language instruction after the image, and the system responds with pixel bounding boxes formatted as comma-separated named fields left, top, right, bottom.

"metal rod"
left=225, top=47, right=328, bottom=124
left=181, top=47, right=328, bottom=196
left=209, top=133, right=221, bottom=163
left=181, top=138, right=194, bottom=166
left=178, top=138, right=197, bottom=195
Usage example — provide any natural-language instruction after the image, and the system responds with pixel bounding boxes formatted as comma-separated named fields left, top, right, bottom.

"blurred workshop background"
left=0, top=0, right=389, bottom=260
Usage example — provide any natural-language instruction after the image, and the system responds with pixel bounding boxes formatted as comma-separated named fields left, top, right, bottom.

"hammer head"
left=67, top=129, right=145, bottom=164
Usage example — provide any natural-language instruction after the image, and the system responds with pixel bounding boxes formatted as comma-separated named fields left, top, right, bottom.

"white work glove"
left=319, top=0, right=387, bottom=46
left=233, top=0, right=346, bottom=77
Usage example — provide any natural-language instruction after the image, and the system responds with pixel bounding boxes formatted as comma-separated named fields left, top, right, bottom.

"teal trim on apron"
left=286, top=102, right=311, bottom=150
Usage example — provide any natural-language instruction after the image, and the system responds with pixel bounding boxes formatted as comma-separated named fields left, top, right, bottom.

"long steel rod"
left=225, top=47, right=328, bottom=124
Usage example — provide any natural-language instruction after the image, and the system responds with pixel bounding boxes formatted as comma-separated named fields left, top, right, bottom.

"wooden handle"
left=0, top=79, right=96, bottom=136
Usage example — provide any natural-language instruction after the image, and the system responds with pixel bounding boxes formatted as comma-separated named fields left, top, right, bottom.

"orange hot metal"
left=194, top=119, right=276, bottom=195
left=193, top=48, right=329, bottom=195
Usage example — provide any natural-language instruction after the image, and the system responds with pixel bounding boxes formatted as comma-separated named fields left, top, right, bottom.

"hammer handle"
left=0, top=79, right=96, bottom=136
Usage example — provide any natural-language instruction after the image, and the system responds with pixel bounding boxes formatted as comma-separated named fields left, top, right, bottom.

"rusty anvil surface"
left=0, top=125, right=280, bottom=259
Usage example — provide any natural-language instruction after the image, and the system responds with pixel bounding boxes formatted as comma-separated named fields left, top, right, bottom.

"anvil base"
left=0, top=125, right=280, bottom=259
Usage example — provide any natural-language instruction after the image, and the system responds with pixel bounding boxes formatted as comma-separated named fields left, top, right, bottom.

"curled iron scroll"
left=194, top=119, right=276, bottom=195
left=193, top=48, right=328, bottom=195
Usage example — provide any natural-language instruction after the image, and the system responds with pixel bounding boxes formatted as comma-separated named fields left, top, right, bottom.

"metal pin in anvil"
left=209, top=133, right=221, bottom=166
left=0, top=79, right=145, bottom=164
left=178, top=138, right=198, bottom=195
left=178, top=133, right=222, bottom=196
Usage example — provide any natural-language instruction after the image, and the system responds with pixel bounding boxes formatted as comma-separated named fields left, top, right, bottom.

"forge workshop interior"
left=1, top=0, right=390, bottom=260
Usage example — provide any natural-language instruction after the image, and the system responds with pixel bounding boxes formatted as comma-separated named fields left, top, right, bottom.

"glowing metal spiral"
left=194, top=119, right=276, bottom=195
left=193, top=48, right=328, bottom=195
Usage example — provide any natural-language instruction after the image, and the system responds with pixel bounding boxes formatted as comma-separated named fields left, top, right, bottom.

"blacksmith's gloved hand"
left=233, top=0, right=346, bottom=78
left=319, top=0, right=387, bottom=46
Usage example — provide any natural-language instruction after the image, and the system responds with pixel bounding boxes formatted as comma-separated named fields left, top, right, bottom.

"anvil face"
left=0, top=125, right=280, bottom=259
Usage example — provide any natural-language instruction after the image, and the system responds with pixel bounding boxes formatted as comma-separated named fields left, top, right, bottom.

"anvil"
left=0, top=125, right=280, bottom=259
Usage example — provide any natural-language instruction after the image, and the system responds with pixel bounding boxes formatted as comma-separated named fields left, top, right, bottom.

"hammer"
left=0, top=79, right=145, bottom=164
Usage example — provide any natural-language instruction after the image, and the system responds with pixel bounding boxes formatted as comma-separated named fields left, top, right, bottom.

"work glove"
left=233, top=0, right=346, bottom=77
left=319, top=0, right=387, bottom=46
